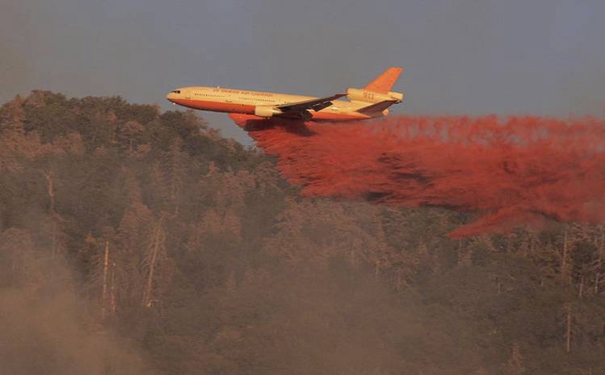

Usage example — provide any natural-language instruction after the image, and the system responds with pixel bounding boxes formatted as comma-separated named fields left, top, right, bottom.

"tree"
left=0, top=95, right=25, bottom=137
left=502, top=343, right=526, bottom=375
left=142, top=215, right=167, bottom=308
left=118, top=120, right=144, bottom=153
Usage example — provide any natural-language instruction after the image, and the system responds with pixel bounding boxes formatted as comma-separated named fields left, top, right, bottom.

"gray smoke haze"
left=2, top=0, right=605, bottom=143
left=0, top=228, right=152, bottom=375
left=0, top=289, right=151, bottom=375
left=215, top=265, right=450, bottom=375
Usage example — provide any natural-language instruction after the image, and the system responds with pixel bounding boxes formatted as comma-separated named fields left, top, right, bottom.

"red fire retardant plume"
left=230, top=114, right=605, bottom=237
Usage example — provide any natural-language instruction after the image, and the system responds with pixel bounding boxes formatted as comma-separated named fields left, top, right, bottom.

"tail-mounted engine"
left=346, top=88, right=404, bottom=104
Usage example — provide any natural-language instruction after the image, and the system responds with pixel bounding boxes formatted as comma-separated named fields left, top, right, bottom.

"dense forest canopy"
left=1, top=91, right=605, bottom=375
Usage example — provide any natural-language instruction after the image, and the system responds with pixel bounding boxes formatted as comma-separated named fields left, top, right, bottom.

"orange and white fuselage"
left=166, top=67, right=404, bottom=122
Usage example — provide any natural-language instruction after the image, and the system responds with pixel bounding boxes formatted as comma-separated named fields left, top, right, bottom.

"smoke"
left=0, top=228, right=152, bottom=375
left=202, top=249, right=490, bottom=375
left=230, top=114, right=605, bottom=237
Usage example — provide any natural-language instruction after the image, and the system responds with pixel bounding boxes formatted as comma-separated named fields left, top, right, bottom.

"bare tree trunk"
left=43, top=171, right=55, bottom=214
left=595, top=229, right=604, bottom=294
left=349, top=248, right=357, bottom=267
left=101, top=241, right=110, bottom=319
left=457, top=239, right=472, bottom=266
left=143, top=227, right=160, bottom=308
left=578, top=275, right=584, bottom=299
left=595, top=257, right=602, bottom=294
left=395, top=268, right=402, bottom=291
left=43, top=170, right=58, bottom=280
left=566, top=305, right=572, bottom=353
left=561, top=229, right=569, bottom=283
left=51, top=221, right=57, bottom=260
left=506, top=234, right=513, bottom=254
left=142, top=217, right=165, bottom=308
left=110, top=261, right=117, bottom=315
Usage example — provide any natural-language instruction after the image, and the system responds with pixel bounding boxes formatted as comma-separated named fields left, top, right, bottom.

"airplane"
left=166, top=67, right=404, bottom=122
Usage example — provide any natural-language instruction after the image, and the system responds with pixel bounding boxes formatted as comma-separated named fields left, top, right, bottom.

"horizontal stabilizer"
left=357, top=100, right=400, bottom=114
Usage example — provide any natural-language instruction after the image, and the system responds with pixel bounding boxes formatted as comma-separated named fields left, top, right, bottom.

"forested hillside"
left=1, top=91, right=605, bottom=375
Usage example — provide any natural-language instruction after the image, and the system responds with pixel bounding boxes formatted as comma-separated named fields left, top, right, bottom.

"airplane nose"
left=166, top=92, right=178, bottom=104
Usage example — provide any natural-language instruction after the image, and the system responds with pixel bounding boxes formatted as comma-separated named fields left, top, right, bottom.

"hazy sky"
left=2, top=0, right=604, bottom=143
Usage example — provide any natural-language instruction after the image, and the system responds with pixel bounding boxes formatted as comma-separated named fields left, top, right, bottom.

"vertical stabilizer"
left=364, top=67, right=403, bottom=94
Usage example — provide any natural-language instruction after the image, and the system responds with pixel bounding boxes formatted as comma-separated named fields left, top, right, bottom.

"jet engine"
left=346, top=88, right=404, bottom=104
left=254, top=106, right=281, bottom=118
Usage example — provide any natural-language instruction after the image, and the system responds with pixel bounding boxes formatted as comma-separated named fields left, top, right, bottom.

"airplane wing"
left=277, top=93, right=346, bottom=114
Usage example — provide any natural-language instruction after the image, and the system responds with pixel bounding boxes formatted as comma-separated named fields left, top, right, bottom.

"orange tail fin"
left=364, top=67, right=403, bottom=94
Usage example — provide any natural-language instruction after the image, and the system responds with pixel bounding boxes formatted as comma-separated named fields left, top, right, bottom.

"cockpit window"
left=172, top=90, right=181, bottom=94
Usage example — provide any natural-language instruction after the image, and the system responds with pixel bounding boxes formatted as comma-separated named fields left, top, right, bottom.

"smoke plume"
left=230, top=114, right=605, bottom=237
